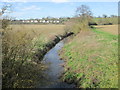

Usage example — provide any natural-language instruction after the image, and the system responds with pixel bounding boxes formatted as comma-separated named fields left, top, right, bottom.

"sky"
left=0, top=1, right=118, bottom=19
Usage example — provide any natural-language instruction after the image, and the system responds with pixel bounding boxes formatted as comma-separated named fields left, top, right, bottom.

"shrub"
left=2, top=26, right=46, bottom=88
left=2, top=19, right=10, bottom=29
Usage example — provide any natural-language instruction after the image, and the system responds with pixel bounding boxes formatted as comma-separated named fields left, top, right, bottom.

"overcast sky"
left=0, top=1, right=118, bottom=19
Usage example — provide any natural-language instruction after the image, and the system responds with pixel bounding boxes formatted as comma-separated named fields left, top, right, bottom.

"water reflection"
left=37, top=39, right=75, bottom=88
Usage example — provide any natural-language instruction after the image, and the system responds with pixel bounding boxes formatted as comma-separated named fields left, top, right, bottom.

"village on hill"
left=10, top=17, right=71, bottom=24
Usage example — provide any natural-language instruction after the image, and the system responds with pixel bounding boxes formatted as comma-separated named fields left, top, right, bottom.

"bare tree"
left=75, top=4, right=93, bottom=27
left=76, top=5, right=92, bottom=18
left=0, top=3, right=12, bottom=30
left=74, top=5, right=93, bottom=30
left=0, top=4, right=12, bottom=16
left=102, top=14, right=107, bottom=18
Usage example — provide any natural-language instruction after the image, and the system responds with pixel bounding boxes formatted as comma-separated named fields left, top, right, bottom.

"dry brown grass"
left=94, top=25, right=118, bottom=35
left=9, top=24, right=65, bottom=41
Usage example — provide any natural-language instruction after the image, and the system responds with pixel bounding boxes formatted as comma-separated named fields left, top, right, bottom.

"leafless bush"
left=1, top=4, right=45, bottom=88
left=65, top=5, right=93, bottom=34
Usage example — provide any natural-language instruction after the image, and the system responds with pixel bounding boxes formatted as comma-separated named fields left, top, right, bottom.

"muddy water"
left=37, top=38, right=75, bottom=88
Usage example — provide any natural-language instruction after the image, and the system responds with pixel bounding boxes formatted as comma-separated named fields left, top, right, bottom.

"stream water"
left=37, top=38, right=75, bottom=88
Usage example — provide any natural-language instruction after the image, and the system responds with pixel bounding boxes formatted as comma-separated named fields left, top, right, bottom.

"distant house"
left=56, top=21, right=60, bottom=23
left=31, top=20, right=34, bottom=23
left=46, top=21, right=49, bottom=23
left=42, top=20, right=46, bottom=23
left=19, top=19, right=61, bottom=24
left=53, top=21, right=56, bottom=23
left=34, top=20, right=38, bottom=23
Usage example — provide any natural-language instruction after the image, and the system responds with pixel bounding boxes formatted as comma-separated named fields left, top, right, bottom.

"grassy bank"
left=60, top=27, right=118, bottom=88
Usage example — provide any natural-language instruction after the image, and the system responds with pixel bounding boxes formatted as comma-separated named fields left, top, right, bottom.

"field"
left=94, top=25, right=118, bottom=35
left=9, top=24, right=65, bottom=39
left=60, top=25, right=118, bottom=88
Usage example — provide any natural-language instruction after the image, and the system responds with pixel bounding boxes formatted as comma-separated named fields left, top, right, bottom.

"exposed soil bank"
left=34, top=32, right=74, bottom=63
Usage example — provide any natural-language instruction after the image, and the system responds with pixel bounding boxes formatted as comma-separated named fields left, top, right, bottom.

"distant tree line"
left=90, top=14, right=118, bottom=25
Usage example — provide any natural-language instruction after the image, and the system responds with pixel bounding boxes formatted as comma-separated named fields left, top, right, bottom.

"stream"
left=37, top=38, right=75, bottom=88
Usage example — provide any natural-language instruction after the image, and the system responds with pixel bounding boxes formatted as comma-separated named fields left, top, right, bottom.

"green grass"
left=93, top=17, right=118, bottom=25
left=61, top=28, right=118, bottom=88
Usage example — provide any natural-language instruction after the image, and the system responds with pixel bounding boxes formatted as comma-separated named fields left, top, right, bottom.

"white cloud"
left=11, top=12, right=25, bottom=17
left=22, top=5, right=41, bottom=11
left=8, top=5, right=41, bottom=19
left=0, top=0, right=119, bottom=2
left=0, top=0, right=28, bottom=2
left=51, top=0, right=69, bottom=3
